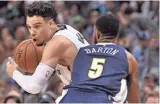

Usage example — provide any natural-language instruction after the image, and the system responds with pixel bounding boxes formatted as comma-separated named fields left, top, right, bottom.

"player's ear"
left=93, top=26, right=99, bottom=43
left=49, top=19, right=55, bottom=26
left=48, top=19, right=56, bottom=30
left=95, top=29, right=101, bottom=40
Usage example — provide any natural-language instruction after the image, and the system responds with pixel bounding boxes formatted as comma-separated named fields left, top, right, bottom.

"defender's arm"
left=127, top=51, right=141, bottom=103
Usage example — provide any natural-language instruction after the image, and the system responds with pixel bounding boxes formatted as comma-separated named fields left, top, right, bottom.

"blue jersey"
left=64, top=43, right=129, bottom=103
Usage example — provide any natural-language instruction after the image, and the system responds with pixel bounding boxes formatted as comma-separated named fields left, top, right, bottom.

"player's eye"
left=27, top=26, right=31, bottom=30
left=34, top=25, right=40, bottom=29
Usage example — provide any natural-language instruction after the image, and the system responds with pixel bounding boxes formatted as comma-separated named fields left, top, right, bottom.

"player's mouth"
left=33, top=39, right=37, bottom=42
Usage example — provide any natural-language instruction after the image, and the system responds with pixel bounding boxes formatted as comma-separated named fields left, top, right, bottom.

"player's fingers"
left=8, top=57, right=12, bottom=64
left=8, top=57, right=15, bottom=64
left=6, top=61, right=10, bottom=66
left=8, top=57, right=18, bottom=67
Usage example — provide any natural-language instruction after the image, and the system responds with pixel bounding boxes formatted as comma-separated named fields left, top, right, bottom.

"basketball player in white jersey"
left=6, top=1, right=89, bottom=94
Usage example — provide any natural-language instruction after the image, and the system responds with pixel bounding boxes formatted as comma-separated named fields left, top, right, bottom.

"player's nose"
left=30, top=31, right=36, bottom=37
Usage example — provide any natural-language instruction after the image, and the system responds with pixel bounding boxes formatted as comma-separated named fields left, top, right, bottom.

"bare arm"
left=127, top=51, right=141, bottom=103
left=7, top=36, right=69, bottom=94
left=41, top=35, right=67, bottom=68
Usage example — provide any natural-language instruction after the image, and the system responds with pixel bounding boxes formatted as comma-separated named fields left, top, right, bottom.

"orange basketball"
left=14, top=39, right=44, bottom=73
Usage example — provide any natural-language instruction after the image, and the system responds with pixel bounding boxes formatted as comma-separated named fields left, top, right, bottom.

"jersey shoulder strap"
left=54, top=24, right=89, bottom=50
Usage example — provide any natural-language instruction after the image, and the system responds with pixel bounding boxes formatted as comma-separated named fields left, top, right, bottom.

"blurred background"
left=0, top=1, right=159, bottom=103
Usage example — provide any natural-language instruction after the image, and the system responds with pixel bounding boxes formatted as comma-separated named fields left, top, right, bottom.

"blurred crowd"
left=0, top=1, right=159, bottom=103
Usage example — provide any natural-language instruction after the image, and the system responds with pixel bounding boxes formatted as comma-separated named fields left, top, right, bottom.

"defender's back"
left=64, top=43, right=129, bottom=103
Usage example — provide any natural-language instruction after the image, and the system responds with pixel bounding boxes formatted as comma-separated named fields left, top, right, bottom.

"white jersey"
left=53, top=24, right=90, bottom=85
left=54, top=24, right=89, bottom=50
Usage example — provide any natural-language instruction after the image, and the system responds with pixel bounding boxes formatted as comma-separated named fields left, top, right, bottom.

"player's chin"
left=33, top=40, right=43, bottom=46
left=36, top=43, right=44, bottom=47
left=33, top=39, right=44, bottom=47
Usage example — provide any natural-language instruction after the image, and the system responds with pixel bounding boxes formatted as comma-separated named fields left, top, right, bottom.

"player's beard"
left=93, top=33, right=98, bottom=44
left=94, top=37, right=97, bottom=44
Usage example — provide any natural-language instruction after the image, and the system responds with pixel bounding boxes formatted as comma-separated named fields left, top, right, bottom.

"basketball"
left=14, top=39, right=44, bottom=73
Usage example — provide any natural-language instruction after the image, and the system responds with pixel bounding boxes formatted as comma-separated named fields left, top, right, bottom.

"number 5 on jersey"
left=88, top=58, right=106, bottom=79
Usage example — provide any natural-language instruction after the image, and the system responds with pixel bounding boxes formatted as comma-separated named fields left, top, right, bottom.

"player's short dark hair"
left=4, top=96, right=22, bottom=103
left=124, top=7, right=135, bottom=15
left=95, top=12, right=119, bottom=39
left=25, top=1, right=57, bottom=22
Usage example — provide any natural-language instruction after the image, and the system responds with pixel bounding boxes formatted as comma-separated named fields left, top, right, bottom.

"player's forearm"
left=13, top=70, right=44, bottom=94
left=128, top=82, right=141, bottom=103
left=13, top=63, right=55, bottom=94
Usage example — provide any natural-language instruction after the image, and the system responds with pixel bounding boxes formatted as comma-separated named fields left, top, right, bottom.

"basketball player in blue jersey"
left=57, top=13, right=140, bottom=103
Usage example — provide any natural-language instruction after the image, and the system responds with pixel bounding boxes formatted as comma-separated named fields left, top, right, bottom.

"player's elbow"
left=22, top=84, right=43, bottom=94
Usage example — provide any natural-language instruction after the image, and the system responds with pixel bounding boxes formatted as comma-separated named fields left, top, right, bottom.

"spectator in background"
left=68, top=4, right=84, bottom=32
left=130, top=1, right=150, bottom=16
left=0, top=1, right=25, bottom=33
left=0, top=27, right=16, bottom=83
left=23, top=94, right=39, bottom=103
left=133, top=31, right=150, bottom=80
left=0, top=81, right=8, bottom=103
left=1, top=27, right=13, bottom=39
left=55, top=1, right=66, bottom=24
left=148, top=35, right=159, bottom=76
left=0, top=88, right=5, bottom=103
left=116, top=29, right=130, bottom=52
left=5, top=1, right=20, bottom=20
left=2, top=33, right=16, bottom=57
left=105, top=1, right=118, bottom=14
left=55, top=1, right=71, bottom=25
left=4, top=96, right=21, bottom=103
left=145, top=92, right=159, bottom=103
left=62, top=9, right=70, bottom=24
left=124, top=6, right=158, bottom=36
left=2, top=1, right=21, bottom=31
left=15, top=26, right=28, bottom=44
left=38, top=91, right=56, bottom=103
left=73, top=14, right=84, bottom=33
left=123, top=6, right=158, bottom=82
left=149, top=1, right=159, bottom=25
left=84, top=9, right=100, bottom=43
left=4, top=86, right=23, bottom=103
left=0, top=41, right=8, bottom=81
left=141, top=73, right=159, bottom=102
left=117, top=1, right=129, bottom=27
left=0, top=41, right=6, bottom=64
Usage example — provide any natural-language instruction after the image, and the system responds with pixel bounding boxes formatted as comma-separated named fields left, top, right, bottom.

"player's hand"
left=6, top=57, right=18, bottom=78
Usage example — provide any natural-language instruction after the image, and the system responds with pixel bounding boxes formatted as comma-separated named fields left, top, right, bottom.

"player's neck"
left=48, top=25, right=60, bottom=40
left=98, top=37, right=116, bottom=44
left=98, top=39, right=114, bottom=44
